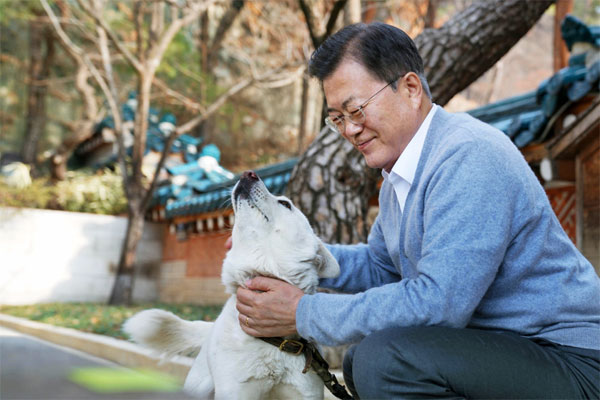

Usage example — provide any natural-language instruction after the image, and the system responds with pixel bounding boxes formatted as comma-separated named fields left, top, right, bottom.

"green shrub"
left=0, top=178, right=55, bottom=209
left=0, top=169, right=128, bottom=215
left=55, top=169, right=128, bottom=215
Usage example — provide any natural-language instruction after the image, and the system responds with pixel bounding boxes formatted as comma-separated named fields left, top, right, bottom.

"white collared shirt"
left=382, top=104, right=438, bottom=212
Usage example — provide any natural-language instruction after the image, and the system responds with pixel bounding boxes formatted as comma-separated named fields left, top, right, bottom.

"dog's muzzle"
left=233, top=170, right=259, bottom=201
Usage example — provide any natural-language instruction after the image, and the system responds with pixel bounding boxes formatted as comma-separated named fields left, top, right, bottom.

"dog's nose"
left=242, top=170, right=258, bottom=180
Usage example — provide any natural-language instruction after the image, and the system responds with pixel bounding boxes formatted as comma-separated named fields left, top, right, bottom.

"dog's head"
left=222, top=170, right=339, bottom=294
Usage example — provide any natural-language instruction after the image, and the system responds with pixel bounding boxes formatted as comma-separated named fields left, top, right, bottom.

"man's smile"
left=356, top=136, right=375, bottom=151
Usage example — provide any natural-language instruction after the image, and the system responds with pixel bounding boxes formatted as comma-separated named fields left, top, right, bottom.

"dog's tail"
left=123, top=309, right=213, bottom=358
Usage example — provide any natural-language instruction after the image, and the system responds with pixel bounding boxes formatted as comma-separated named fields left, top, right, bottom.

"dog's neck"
left=222, top=265, right=318, bottom=296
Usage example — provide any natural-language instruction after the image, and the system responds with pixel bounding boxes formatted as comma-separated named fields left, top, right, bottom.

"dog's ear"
left=315, top=241, right=340, bottom=278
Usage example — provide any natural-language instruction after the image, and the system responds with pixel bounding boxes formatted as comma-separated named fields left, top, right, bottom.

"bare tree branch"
left=207, top=0, right=245, bottom=69
left=298, top=0, right=320, bottom=49
left=134, top=1, right=145, bottom=61
left=175, top=76, right=254, bottom=135
left=40, top=0, right=118, bottom=124
left=152, top=77, right=206, bottom=112
left=299, top=0, right=347, bottom=49
left=75, top=0, right=143, bottom=72
left=150, top=1, right=165, bottom=46
left=324, top=0, right=347, bottom=38
left=95, top=12, right=132, bottom=200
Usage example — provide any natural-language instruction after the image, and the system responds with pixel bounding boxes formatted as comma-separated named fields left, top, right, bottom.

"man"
left=236, top=22, right=600, bottom=399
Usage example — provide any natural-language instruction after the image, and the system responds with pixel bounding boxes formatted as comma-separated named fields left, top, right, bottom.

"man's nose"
left=343, top=120, right=363, bottom=137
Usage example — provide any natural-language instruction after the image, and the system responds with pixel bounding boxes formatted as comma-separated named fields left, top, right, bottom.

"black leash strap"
left=260, top=337, right=354, bottom=400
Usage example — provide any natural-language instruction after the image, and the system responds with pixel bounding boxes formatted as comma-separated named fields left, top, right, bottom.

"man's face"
left=323, top=59, right=422, bottom=172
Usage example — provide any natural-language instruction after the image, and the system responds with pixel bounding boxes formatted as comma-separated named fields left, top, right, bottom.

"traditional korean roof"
left=72, top=92, right=211, bottom=167
left=561, top=15, right=600, bottom=50
left=163, top=157, right=297, bottom=219
left=467, top=16, right=599, bottom=149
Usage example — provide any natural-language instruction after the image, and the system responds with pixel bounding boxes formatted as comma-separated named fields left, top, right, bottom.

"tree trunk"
left=297, top=74, right=311, bottom=154
left=108, top=208, right=145, bottom=305
left=287, top=126, right=379, bottom=244
left=108, top=74, right=152, bottom=306
left=22, top=14, right=54, bottom=172
left=417, top=0, right=554, bottom=105
left=288, top=0, right=554, bottom=244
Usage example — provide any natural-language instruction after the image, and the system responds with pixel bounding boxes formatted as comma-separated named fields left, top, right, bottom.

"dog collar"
left=259, top=337, right=353, bottom=399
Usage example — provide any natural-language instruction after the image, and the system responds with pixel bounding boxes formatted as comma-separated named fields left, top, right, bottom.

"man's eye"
left=330, top=115, right=343, bottom=123
left=349, top=107, right=362, bottom=116
left=278, top=200, right=292, bottom=210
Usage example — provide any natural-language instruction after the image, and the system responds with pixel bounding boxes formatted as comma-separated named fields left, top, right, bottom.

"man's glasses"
left=325, top=76, right=400, bottom=135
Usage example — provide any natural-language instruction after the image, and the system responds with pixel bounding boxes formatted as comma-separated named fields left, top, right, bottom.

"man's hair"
left=308, top=22, right=431, bottom=99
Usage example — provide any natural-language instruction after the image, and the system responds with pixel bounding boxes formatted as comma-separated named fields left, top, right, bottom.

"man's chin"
left=364, top=155, right=382, bottom=170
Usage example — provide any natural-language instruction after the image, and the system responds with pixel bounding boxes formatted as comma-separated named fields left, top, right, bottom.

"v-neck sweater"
left=296, top=108, right=600, bottom=349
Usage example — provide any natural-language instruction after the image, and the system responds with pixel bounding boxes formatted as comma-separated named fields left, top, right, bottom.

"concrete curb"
left=0, top=313, right=192, bottom=381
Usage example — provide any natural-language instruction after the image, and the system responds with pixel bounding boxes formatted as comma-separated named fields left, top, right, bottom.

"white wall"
left=0, top=207, right=163, bottom=305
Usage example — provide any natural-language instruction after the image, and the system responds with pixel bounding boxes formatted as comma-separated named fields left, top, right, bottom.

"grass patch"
left=0, top=302, right=223, bottom=340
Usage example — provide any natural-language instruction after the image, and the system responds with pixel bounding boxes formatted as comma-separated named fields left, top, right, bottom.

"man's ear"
left=403, top=72, right=423, bottom=106
left=315, top=241, right=340, bottom=278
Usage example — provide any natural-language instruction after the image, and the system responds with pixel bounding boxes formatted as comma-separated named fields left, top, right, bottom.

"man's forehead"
left=323, top=60, right=379, bottom=111
left=326, top=96, right=357, bottom=113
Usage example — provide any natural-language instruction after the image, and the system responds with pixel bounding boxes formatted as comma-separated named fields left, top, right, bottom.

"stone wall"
left=0, top=207, right=163, bottom=305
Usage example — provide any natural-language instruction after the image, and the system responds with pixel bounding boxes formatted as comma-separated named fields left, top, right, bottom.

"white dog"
left=124, top=170, right=340, bottom=399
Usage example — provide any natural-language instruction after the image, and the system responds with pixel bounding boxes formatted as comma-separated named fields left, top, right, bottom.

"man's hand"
left=236, top=277, right=303, bottom=337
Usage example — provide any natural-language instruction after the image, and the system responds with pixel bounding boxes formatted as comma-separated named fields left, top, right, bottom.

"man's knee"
left=347, top=327, right=453, bottom=399
left=348, top=328, right=416, bottom=398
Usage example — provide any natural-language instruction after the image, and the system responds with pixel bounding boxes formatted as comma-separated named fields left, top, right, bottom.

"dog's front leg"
left=184, top=344, right=215, bottom=399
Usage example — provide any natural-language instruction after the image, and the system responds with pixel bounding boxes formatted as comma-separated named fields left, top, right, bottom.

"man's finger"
left=236, top=285, right=259, bottom=305
left=246, top=276, right=284, bottom=292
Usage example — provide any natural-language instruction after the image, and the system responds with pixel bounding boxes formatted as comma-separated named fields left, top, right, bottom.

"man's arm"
left=296, top=136, right=523, bottom=346
left=319, top=213, right=402, bottom=293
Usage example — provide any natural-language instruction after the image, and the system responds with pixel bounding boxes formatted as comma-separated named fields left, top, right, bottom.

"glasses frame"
left=325, top=76, right=401, bottom=134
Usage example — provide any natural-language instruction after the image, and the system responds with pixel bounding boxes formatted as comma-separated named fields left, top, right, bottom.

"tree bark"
left=297, top=73, right=311, bottom=154
left=418, top=0, right=554, bottom=105
left=288, top=0, right=554, bottom=244
left=108, top=209, right=145, bottom=305
left=288, top=126, right=379, bottom=244
left=22, top=14, right=54, bottom=172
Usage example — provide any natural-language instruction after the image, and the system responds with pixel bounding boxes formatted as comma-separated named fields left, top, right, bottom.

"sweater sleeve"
left=319, top=215, right=402, bottom=293
left=297, top=137, right=521, bottom=346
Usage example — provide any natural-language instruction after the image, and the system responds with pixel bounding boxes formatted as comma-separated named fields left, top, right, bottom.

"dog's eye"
left=278, top=199, right=292, bottom=210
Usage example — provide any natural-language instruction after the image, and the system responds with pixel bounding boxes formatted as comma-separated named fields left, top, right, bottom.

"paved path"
left=0, top=326, right=192, bottom=400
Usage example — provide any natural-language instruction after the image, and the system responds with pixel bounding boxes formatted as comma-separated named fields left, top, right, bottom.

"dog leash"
left=259, top=337, right=354, bottom=400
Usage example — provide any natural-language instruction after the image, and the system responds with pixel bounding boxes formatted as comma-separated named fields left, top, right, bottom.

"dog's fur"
left=124, top=171, right=340, bottom=399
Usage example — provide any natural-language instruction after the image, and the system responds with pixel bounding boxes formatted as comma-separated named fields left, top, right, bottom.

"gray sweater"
left=296, top=108, right=600, bottom=349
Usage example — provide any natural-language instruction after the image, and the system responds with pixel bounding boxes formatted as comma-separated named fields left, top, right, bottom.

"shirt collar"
left=383, top=104, right=438, bottom=184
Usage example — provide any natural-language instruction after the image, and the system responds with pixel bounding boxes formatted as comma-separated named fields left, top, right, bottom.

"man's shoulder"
left=428, top=108, right=515, bottom=155
left=431, top=108, right=502, bottom=139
